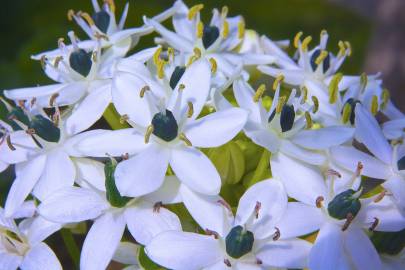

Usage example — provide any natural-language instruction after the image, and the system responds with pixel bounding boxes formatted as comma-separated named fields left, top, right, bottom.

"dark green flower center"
left=397, top=156, right=405, bottom=171
left=310, top=49, right=330, bottom=72
left=151, top=110, right=178, bottom=142
left=105, top=159, right=131, bottom=208
left=92, top=10, right=110, bottom=33
left=225, top=226, right=254, bottom=259
left=327, top=189, right=361, bottom=220
left=202, top=25, right=220, bottom=49
left=28, top=115, right=60, bottom=143
left=280, top=104, right=295, bottom=132
left=69, top=49, right=93, bottom=77
left=342, top=98, right=361, bottom=125
left=169, top=66, right=186, bottom=89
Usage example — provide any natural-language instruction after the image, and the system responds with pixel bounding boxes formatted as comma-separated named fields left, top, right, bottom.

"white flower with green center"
left=75, top=59, right=248, bottom=198
left=144, top=1, right=275, bottom=80
left=38, top=158, right=181, bottom=270
left=146, top=179, right=312, bottom=270
left=0, top=207, right=62, bottom=270
left=271, top=151, right=405, bottom=270
left=233, top=78, right=354, bottom=165
left=331, top=104, right=405, bottom=213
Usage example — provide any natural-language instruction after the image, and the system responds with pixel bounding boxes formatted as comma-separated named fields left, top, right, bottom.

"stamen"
left=305, top=112, right=313, bottom=129
left=156, top=61, right=166, bottom=79
left=193, top=47, right=202, bottom=58
left=167, top=47, right=175, bottom=61
left=40, top=55, right=47, bottom=69
left=209, top=58, right=217, bottom=74
left=360, top=73, right=368, bottom=90
left=119, top=114, right=129, bottom=124
left=342, top=102, right=352, bottom=124
left=223, top=259, right=232, bottom=267
left=374, top=190, right=386, bottom=203
left=222, top=20, right=229, bottom=38
left=276, top=96, right=286, bottom=114
left=188, top=4, right=204, bottom=20
left=301, top=36, right=312, bottom=52
left=92, top=51, right=98, bottom=62
left=254, top=201, right=261, bottom=219
left=80, top=12, right=95, bottom=26
left=121, top=153, right=129, bottom=160
left=26, top=128, right=36, bottom=135
left=179, top=133, right=192, bottom=146
left=315, top=50, right=328, bottom=65
left=187, top=102, right=194, bottom=118
left=355, top=162, right=363, bottom=177
left=179, top=84, right=186, bottom=91
left=58, top=38, right=65, bottom=48
left=238, top=19, right=245, bottom=39
left=104, top=0, right=116, bottom=13
left=253, top=84, right=266, bottom=102
left=301, top=86, right=308, bottom=103
left=153, top=201, right=163, bottom=213
left=6, top=135, right=16, bottom=151
left=293, top=31, right=303, bottom=48
left=371, top=95, right=379, bottom=115
left=273, top=74, right=284, bottom=90
left=328, top=73, right=343, bottom=104
left=197, top=21, right=204, bottom=39
left=144, top=125, right=154, bottom=144
left=341, top=213, right=354, bottom=231
left=272, top=227, right=280, bottom=241
left=316, top=196, right=324, bottom=208
left=67, top=9, right=75, bottom=21
left=327, top=169, right=342, bottom=178
left=338, top=40, right=346, bottom=57
left=140, top=86, right=150, bottom=98
left=368, top=217, right=379, bottom=232
left=217, top=199, right=232, bottom=213
left=256, top=258, right=263, bottom=265
left=221, top=6, right=229, bottom=17
left=205, top=229, right=219, bottom=239
left=381, top=88, right=390, bottom=110
left=53, top=56, right=63, bottom=68
left=344, top=41, right=352, bottom=56
left=49, top=93, right=59, bottom=107
left=153, top=47, right=162, bottom=66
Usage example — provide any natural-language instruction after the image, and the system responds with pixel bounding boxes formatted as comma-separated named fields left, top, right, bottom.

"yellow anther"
left=156, top=61, right=166, bottom=79
left=67, top=9, right=75, bottom=21
left=94, top=32, right=109, bottom=41
left=222, top=20, right=229, bottom=38
left=179, top=133, right=192, bottom=146
left=221, top=6, right=229, bottom=17
left=381, top=88, right=390, bottom=109
left=80, top=12, right=95, bottom=26
left=320, top=29, right=328, bottom=38
left=301, top=86, right=308, bottom=103
left=49, top=93, right=59, bottom=107
left=209, top=58, right=217, bottom=74
left=188, top=4, right=204, bottom=20
left=153, top=47, right=162, bottom=66
left=301, top=36, right=312, bottom=51
left=238, top=20, right=245, bottom=39
left=338, top=41, right=346, bottom=57
left=53, top=56, right=63, bottom=68
left=342, top=102, right=352, bottom=124
left=276, top=96, right=287, bottom=113
left=145, top=125, right=154, bottom=144
left=329, top=73, right=343, bottom=104
left=360, top=73, right=368, bottom=89
left=40, top=55, right=47, bottom=69
left=315, top=50, right=328, bottom=65
left=273, top=74, right=285, bottom=90
left=104, top=0, right=116, bottom=13
left=58, top=38, right=65, bottom=47
left=305, top=111, right=313, bottom=129
left=311, top=96, right=319, bottom=113
left=92, top=51, right=98, bottom=62
left=186, top=56, right=198, bottom=67
left=371, top=95, right=379, bottom=115
left=140, top=86, right=150, bottom=98
left=193, top=47, right=202, bottom=58
left=253, top=84, right=266, bottom=103
left=187, top=101, right=194, bottom=118
left=344, top=41, right=352, bottom=56
left=293, top=32, right=303, bottom=48
left=120, top=114, right=129, bottom=124
left=179, top=84, right=186, bottom=91
left=197, top=21, right=204, bottom=38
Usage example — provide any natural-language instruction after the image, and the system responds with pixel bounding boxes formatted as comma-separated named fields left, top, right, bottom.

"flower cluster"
left=1, top=1, right=405, bottom=270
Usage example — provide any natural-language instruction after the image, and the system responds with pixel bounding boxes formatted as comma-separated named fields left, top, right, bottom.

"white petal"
left=4, top=83, right=68, bottom=101
left=271, top=152, right=327, bottom=205
left=345, top=227, right=382, bottom=270
left=276, top=202, right=323, bottom=239
left=27, top=215, right=61, bottom=245
left=32, top=150, right=75, bottom=201
left=330, top=145, right=390, bottom=179
left=74, top=158, right=106, bottom=191
left=279, top=140, right=326, bottom=165
left=112, top=242, right=139, bottom=265
left=80, top=212, right=126, bottom=270
left=292, top=126, right=354, bottom=150
left=146, top=231, right=222, bottom=270
left=308, top=222, right=344, bottom=270
left=125, top=202, right=181, bottom=245
left=258, top=66, right=305, bottom=85
left=20, top=242, right=62, bottom=270
left=170, top=146, right=221, bottom=195
left=143, top=175, right=182, bottom=204
left=241, top=53, right=276, bottom=65
left=383, top=176, right=405, bottom=213
left=115, top=144, right=169, bottom=197
left=0, top=253, right=22, bottom=270
left=11, top=200, right=36, bottom=219
left=257, top=239, right=312, bottom=269
left=180, top=184, right=232, bottom=237
left=5, top=155, right=46, bottom=217
left=236, top=179, right=288, bottom=239
left=0, top=130, right=34, bottom=164
left=245, top=128, right=280, bottom=153
left=65, top=83, right=111, bottom=135
left=355, top=105, right=392, bottom=164
left=0, top=160, right=8, bottom=172
left=382, top=119, right=405, bottom=140
left=38, top=187, right=108, bottom=223
left=75, top=129, right=147, bottom=157
left=233, top=79, right=264, bottom=124
left=184, top=108, right=247, bottom=148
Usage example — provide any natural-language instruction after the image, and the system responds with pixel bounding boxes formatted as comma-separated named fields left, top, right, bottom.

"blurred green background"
left=0, top=0, right=373, bottom=268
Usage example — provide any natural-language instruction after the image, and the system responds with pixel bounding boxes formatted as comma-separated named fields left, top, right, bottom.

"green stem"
left=60, top=229, right=80, bottom=268
left=103, top=104, right=129, bottom=130
left=250, top=148, right=271, bottom=184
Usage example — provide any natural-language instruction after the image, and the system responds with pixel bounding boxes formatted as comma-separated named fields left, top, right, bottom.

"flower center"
left=28, top=115, right=60, bottom=143
left=169, top=66, right=186, bottom=89
left=69, top=49, right=93, bottom=77
left=280, top=104, right=295, bottom=132
left=151, top=110, right=178, bottom=142
left=327, top=189, right=361, bottom=220
left=202, top=25, right=220, bottom=49
left=92, top=10, right=110, bottom=33
left=310, top=49, right=330, bottom=72
left=225, top=225, right=255, bottom=259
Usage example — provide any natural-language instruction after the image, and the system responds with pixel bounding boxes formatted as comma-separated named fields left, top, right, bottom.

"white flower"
left=233, top=78, right=354, bottom=165
left=331, top=104, right=405, bottom=213
left=0, top=207, right=61, bottom=270
left=38, top=158, right=181, bottom=270
left=146, top=179, right=312, bottom=270
left=272, top=151, right=405, bottom=270
left=74, top=59, right=248, bottom=197
left=382, top=118, right=405, bottom=141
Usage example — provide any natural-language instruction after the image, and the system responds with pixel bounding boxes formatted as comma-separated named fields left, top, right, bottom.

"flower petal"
left=20, top=242, right=62, bottom=270
left=112, top=242, right=139, bottom=265
left=233, top=79, right=265, bottom=125
left=0, top=253, right=22, bottom=270
left=383, top=176, right=405, bottom=213
left=74, top=158, right=106, bottom=192
left=279, top=140, right=326, bottom=165
left=143, top=175, right=182, bottom=204
left=27, top=216, right=61, bottom=245
left=245, top=128, right=280, bottom=153
left=292, top=126, right=354, bottom=150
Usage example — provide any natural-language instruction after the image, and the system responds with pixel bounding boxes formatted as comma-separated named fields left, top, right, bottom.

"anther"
left=315, top=50, right=328, bottom=65
left=179, top=133, right=192, bottom=146
left=80, top=12, right=95, bottom=26
left=222, top=20, right=229, bottom=38
left=316, top=196, right=324, bottom=208
left=179, top=84, right=186, bottom=91
left=253, top=84, right=266, bottom=103
left=355, top=162, right=363, bottom=177
left=49, top=93, right=59, bottom=107
left=187, top=102, right=194, bottom=118
left=311, top=96, right=319, bottom=113
left=156, top=61, right=166, bottom=79
left=254, top=201, right=261, bottom=219
left=167, top=47, right=175, bottom=61
left=53, top=56, right=63, bottom=68
left=144, top=125, right=154, bottom=144
left=238, top=20, right=245, bottom=39
left=92, top=51, right=98, bottom=62
left=119, top=114, right=129, bottom=124
left=121, top=153, right=129, bottom=160
left=338, top=41, right=346, bottom=57
left=341, top=213, right=354, bottom=231
left=368, top=217, right=379, bottom=232
left=371, top=95, right=379, bottom=115
left=217, top=199, right=232, bottom=213
left=197, top=21, right=204, bottom=38
left=276, top=96, right=286, bottom=114
left=221, top=6, right=229, bottom=17
left=26, top=128, right=36, bottom=135
left=153, top=201, right=163, bottom=213
left=374, top=190, right=386, bottom=203
left=67, top=9, right=75, bottom=21
left=140, top=86, right=150, bottom=98
left=329, top=73, right=343, bottom=104
left=327, top=169, right=342, bottom=178
left=209, top=58, right=217, bottom=74
left=344, top=41, right=352, bottom=56
left=305, top=111, right=313, bottom=129
left=381, top=89, right=390, bottom=110
left=342, top=102, right=352, bottom=124
left=153, top=47, right=162, bottom=66
left=40, top=55, right=47, bottom=69
left=193, top=47, right=202, bottom=58
left=6, top=135, right=16, bottom=151
left=293, top=32, right=303, bottom=48
left=273, top=74, right=284, bottom=90
left=272, top=227, right=280, bottom=241
left=301, top=86, right=308, bottom=103
left=224, top=259, right=232, bottom=267
left=205, top=229, right=219, bottom=239
left=360, top=73, right=368, bottom=90
left=188, top=4, right=204, bottom=20
left=301, top=36, right=312, bottom=51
